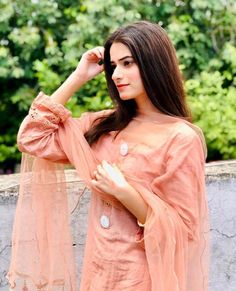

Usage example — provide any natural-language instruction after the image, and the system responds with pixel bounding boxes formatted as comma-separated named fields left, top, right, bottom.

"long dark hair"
left=85, top=21, right=191, bottom=145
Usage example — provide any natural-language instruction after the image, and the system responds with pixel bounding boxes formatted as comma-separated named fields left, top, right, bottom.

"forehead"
left=110, top=42, right=132, bottom=61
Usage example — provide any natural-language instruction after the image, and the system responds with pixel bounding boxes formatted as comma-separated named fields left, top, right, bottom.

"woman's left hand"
left=92, top=160, right=148, bottom=224
left=91, top=160, right=129, bottom=198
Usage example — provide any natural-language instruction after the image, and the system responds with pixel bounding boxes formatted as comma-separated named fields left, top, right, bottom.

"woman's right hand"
left=74, top=46, right=105, bottom=83
left=50, top=46, right=105, bottom=105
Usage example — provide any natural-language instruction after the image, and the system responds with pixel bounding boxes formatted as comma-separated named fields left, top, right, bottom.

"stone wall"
left=205, top=161, right=236, bottom=291
left=0, top=161, right=236, bottom=290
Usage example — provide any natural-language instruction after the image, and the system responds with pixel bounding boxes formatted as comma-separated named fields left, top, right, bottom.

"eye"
left=123, top=60, right=133, bottom=67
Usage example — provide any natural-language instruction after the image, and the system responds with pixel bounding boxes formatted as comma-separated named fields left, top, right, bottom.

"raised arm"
left=51, top=46, right=104, bottom=105
left=17, top=47, right=105, bottom=162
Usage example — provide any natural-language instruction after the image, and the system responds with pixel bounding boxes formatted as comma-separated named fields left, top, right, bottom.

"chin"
left=119, top=94, right=134, bottom=101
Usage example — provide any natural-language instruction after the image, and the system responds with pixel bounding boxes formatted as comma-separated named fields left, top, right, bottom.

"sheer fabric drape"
left=7, top=93, right=209, bottom=291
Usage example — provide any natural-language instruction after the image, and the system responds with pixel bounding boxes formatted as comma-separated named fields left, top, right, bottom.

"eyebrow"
left=110, top=55, right=133, bottom=64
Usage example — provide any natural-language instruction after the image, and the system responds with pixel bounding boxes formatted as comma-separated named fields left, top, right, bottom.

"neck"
left=136, top=97, right=160, bottom=115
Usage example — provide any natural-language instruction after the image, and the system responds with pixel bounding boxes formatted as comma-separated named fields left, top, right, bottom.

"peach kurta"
left=8, top=92, right=209, bottom=291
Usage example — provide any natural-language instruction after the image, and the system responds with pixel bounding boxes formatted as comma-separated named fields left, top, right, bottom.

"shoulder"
left=168, top=119, right=207, bottom=160
left=172, top=120, right=203, bottom=141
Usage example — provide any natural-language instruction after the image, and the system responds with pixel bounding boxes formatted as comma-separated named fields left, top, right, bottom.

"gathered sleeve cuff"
left=17, top=92, right=73, bottom=163
left=29, top=91, right=72, bottom=124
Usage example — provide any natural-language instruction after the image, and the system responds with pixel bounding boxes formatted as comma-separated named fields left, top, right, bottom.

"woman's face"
left=109, top=42, right=148, bottom=106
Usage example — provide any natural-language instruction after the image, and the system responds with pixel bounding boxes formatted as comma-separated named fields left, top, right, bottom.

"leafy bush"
left=0, top=0, right=235, bottom=172
left=186, top=71, right=236, bottom=160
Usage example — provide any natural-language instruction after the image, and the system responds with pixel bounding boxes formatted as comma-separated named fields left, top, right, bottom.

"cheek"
left=132, top=74, right=145, bottom=91
left=129, top=68, right=142, bottom=84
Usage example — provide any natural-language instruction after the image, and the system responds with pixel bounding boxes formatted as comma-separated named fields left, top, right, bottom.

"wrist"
left=71, top=70, right=88, bottom=86
left=115, top=183, right=147, bottom=224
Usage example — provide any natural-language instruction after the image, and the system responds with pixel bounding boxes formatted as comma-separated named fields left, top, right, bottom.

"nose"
left=112, top=65, right=123, bottom=81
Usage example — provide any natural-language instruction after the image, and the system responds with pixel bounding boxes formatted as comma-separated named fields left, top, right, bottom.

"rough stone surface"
left=0, top=161, right=236, bottom=290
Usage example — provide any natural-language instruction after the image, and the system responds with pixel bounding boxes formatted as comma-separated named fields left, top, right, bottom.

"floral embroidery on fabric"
left=31, top=92, right=71, bottom=122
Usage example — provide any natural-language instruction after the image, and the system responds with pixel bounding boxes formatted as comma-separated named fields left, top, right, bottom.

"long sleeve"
left=17, top=92, right=92, bottom=164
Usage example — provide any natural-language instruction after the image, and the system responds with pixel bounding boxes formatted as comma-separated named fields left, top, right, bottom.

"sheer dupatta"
left=7, top=99, right=209, bottom=291
left=7, top=114, right=107, bottom=291
left=7, top=156, right=78, bottom=290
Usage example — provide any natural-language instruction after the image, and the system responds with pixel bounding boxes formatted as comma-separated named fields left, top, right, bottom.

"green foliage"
left=138, top=0, right=236, bottom=161
left=186, top=71, right=236, bottom=160
left=0, top=0, right=235, bottom=172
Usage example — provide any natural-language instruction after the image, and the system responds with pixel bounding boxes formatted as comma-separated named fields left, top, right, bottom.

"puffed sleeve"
left=150, top=126, right=207, bottom=240
left=17, top=92, right=91, bottom=163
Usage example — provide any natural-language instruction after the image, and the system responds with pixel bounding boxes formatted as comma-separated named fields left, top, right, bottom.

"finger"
left=91, top=179, right=99, bottom=186
left=113, top=164, right=122, bottom=175
left=85, top=50, right=100, bottom=63
left=91, top=179, right=103, bottom=193
left=112, top=163, right=119, bottom=170
left=102, top=161, right=117, bottom=180
left=96, top=47, right=102, bottom=58
left=104, top=161, right=127, bottom=186
left=97, top=164, right=106, bottom=176
left=104, top=161, right=120, bottom=173
left=97, top=46, right=105, bottom=57
left=96, top=47, right=104, bottom=65
left=101, top=160, right=112, bottom=172
left=89, top=47, right=103, bottom=60
left=91, top=178, right=109, bottom=193
left=93, top=170, right=100, bottom=180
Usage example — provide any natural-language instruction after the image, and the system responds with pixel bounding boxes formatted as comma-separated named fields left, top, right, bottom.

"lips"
left=116, top=84, right=129, bottom=89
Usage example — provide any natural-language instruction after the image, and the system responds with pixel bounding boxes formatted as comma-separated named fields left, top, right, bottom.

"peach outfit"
left=7, top=92, right=209, bottom=291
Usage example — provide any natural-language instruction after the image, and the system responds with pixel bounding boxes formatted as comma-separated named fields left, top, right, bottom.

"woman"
left=7, top=21, right=209, bottom=291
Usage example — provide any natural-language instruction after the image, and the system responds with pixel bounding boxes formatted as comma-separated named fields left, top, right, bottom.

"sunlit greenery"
left=0, top=0, right=235, bottom=172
